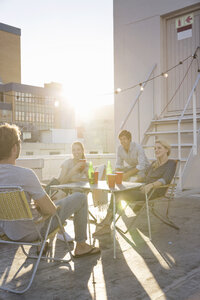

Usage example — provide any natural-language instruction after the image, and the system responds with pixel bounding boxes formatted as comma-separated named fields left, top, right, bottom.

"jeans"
left=40, top=192, right=88, bottom=242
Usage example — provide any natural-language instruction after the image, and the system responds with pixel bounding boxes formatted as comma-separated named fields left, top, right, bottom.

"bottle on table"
left=88, top=161, right=95, bottom=184
left=106, top=160, right=113, bottom=181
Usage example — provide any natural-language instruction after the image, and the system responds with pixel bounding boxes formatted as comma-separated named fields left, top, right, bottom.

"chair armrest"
left=152, top=183, right=176, bottom=190
left=34, top=215, right=50, bottom=224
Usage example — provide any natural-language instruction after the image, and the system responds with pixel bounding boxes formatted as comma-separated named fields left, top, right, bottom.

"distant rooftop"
left=0, top=22, right=21, bottom=36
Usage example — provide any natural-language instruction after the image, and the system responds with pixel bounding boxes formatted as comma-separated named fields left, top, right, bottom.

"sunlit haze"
left=0, top=0, right=114, bottom=121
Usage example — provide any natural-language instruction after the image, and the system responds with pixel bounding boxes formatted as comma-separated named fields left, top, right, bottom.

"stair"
left=142, top=114, right=200, bottom=170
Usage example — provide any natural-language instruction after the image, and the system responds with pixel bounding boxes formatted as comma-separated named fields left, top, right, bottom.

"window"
left=26, top=152, right=33, bottom=155
left=15, top=111, right=18, bottom=120
left=0, top=93, right=3, bottom=102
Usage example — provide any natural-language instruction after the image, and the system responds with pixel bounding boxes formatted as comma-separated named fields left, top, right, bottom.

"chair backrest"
left=165, top=159, right=180, bottom=198
left=0, top=186, right=33, bottom=221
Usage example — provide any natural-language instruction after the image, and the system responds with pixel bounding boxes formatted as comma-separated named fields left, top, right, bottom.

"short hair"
left=118, top=130, right=132, bottom=141
left=155, top=139, right=171, bottom=156
left=71, top=141, right=85, bottom=159
left=0, top=123, right=21, bottom=160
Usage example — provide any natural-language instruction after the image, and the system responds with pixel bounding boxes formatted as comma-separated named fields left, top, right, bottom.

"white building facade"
left=114, top=0, right=200, bottom=142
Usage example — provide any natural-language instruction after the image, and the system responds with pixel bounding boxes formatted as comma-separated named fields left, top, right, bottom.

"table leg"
left=113, top=191, right=116, bottom=259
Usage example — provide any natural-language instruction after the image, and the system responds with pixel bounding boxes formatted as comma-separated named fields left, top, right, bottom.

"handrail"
left=120, top=63, right=157, bottom=130
left=178, top=72, right=200, bottom=189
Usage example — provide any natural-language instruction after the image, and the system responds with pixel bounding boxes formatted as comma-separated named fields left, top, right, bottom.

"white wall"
left=17, top=154, right=116, bottom=182
left=51, top=129, right=77, bottom=143
left=114, top=0, right=200, bottom=143
left=40, top=129, right=77, bottom=144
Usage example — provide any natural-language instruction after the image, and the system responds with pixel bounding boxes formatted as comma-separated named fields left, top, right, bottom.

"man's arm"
left=136, top=144, right=149, bottom=172
left=115, top=146, right=124, bottom=170
left=34, top=193, right=57, bottom=216
left=122, top=167, right=139, bottom=181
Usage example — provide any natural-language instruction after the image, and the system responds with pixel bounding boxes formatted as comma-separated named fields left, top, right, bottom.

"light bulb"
left=54, top=101, right=60, bottom=107
left=115, top=87, right=122, bottom=94
left=140, top=84, right=144, bottom=91
left=163, top=73, right=168, bottom=78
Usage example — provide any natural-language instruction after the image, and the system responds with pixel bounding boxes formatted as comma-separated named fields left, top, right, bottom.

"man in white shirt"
left=116, top=130, right=149, bottom=181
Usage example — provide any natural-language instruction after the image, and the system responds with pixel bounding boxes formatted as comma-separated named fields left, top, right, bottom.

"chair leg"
left=116, top=204, right=146, bottom=234
left=0, top=216, right=73, bottom=294
left=150, top=204, right=179, bottom=230
left=88, top=210, right=97, bottom=224
left=115, top=203, right=129, bottom=224
left=0, top=237, right=48, bottom=294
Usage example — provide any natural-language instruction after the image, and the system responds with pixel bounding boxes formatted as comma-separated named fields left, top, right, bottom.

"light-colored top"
left=0, top=164, right=45, bottom=241
left=60, top=158, right=88, bottom=182
left=115, top=141, right=149, bottom=171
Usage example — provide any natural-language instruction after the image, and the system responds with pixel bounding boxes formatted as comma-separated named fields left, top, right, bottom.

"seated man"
left=0, top=123, right=100, bottom=258
left=116, top=130, right=149, bottom=181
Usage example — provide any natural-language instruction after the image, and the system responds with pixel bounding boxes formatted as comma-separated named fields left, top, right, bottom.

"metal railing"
left=120, top=64, right=157, bottom=141
left=178, top=72, right=200, bottom=189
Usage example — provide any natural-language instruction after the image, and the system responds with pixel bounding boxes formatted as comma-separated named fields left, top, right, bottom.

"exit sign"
left=176, top=13, right=193, bottom=40
left=176, top=13, right=193, bottom=28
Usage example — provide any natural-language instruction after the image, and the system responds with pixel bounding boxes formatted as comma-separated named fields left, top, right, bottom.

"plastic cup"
left=79, top=159, right=86, bottom=170
left=94, top=171, right=99, bottom=184
left=79, top=159, right=86, bottom=163
left=115, top=171, right=123, bottom=184
left=107, top=174, right=116, bottom=188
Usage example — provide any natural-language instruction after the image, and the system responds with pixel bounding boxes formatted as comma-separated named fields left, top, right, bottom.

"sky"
left=0, top=0, right=114, bottom=119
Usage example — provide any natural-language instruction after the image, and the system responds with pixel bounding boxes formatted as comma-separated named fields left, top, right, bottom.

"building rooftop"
left=0, top=22, right=21, bottom=36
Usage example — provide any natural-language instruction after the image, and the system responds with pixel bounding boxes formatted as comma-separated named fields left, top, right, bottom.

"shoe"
left=57, top=232, right=74, bottom=242
left=73, top=247, right=101, bottom=258
left=92, top=224, right=111, bottom=238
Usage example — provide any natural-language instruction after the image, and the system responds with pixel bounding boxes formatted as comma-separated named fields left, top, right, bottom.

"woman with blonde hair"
left=93, top=139, right=177, bottom=237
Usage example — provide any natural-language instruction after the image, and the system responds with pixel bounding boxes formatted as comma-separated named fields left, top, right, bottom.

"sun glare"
left=62, top=83, right=113, bottom=123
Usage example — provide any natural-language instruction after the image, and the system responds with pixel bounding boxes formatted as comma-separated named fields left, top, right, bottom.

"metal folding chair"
left=0, top=186, right=73, bottom=294
left=116, top=160, right=180, bottom=239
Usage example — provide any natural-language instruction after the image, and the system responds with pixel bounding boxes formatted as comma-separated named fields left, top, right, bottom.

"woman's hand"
left=140, top=183, right=154, bottom=194
left=74, top=161, right=85, bottom=172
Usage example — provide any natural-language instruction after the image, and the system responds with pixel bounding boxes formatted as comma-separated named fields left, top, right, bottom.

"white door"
left=165, top=8, right=200, bottom=115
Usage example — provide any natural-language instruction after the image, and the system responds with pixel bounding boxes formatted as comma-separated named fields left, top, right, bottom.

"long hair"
left=71, top=141, right=85, bottom=159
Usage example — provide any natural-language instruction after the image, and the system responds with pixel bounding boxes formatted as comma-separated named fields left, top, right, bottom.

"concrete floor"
left=1, top=193, right=200, bottom=300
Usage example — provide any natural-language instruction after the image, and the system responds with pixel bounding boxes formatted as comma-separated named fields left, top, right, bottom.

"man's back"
left=0, top=164, right=45, bottom=240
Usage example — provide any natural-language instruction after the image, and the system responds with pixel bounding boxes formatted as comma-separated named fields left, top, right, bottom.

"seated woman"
left=46, top=141, right=88, bottom=191
left=93, top=140, right=177, bottom=237
left=45, top=142, right=88, bottom=242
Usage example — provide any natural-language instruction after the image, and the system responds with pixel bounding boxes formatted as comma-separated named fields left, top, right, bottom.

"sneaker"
left=57, top=232, right=74, bottom=242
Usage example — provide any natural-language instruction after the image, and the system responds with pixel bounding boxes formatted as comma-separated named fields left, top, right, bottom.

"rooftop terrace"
left=1, top=192, right=200, bottom=299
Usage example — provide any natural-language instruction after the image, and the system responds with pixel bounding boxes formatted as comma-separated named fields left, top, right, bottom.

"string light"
left=0, top=48, right=199, bottom=102
left=139, top=83, right=144, bottom=91
left=115, top=47, right=199, bottom=95
left=163, top=72, right=168, bottom=78
left=54, top=101, right=60, bottom=107
left=115, top=87, right=122, bottom=94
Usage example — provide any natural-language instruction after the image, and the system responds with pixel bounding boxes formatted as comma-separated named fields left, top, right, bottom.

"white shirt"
left=115, top=141, right=149, bottom=171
